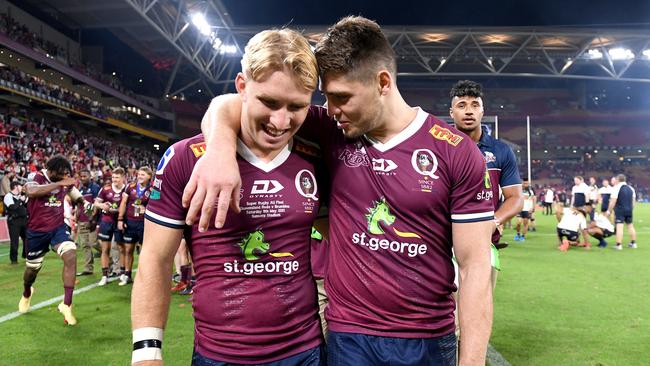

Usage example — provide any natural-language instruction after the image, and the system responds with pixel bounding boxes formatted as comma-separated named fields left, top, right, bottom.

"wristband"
left=132, top=327, right=163, bottom=364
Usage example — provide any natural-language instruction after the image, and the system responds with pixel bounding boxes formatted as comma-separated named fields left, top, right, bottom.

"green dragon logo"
left=484, top=170, right=492, bottom=189
left=238, top=230, right=270, bottom=261
left=366, top=197, right=396, bottom=235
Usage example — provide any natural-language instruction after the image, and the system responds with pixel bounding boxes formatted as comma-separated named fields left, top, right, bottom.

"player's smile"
left=261, top=124, right=289, bottom=138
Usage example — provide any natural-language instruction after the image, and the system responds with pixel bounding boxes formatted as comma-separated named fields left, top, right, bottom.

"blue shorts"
left=98, top=221, right=124, bottom=243
left=602, top=228, right=615, bottom=238
left=614, top=211, right=633, bottom=224
left=123, top=220, right=144, bottom=244
left=191, top=345, right=324, bottom=366
left=557, top=228, right=579, bottom=242
left=26, top=225, right=72, bottom=260
left=327, top=331, right=456, bottom=366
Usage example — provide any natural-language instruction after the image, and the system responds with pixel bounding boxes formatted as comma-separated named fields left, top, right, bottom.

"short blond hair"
left=241, top=29, right=318, bottom=91
left=138, top=166, right=153, bottom=179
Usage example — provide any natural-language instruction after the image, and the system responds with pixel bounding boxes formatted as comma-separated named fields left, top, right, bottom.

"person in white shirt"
left=570, top=176, right=590, bottom=208
left=587, top=212, right=615, bottom=248
left=598, top=179, right=614, bottom=216
left=586, top=176, right=599, bottom=220
left=555, top=205, right=589, bottom=251
left=515, top=180, right=535, bottom=241
left=543, top=187, right=555, bottom=215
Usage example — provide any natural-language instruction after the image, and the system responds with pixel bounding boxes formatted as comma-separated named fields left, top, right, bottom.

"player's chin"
left=342, top=126, right=363, bottom=139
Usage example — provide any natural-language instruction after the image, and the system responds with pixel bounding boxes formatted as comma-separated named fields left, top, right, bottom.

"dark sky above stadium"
left=223, top=0, right=650, bottom=27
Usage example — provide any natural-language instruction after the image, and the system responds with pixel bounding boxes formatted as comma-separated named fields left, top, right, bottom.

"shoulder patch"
left=156, top=146, right=175, bottom=174
left=429, top=124, right=464, bottom=146
left=294, top=138, right=321, bottom=158
left=189, top=142, right=207, bottom=158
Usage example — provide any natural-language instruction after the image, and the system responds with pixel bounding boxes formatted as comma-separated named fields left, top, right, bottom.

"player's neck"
left=239, top=135, right=289, bottom=163
left=367, top=95, right=417, bottom=143
left=112, top=183, right=124, bottom=191
left=462, top=126, right=482, bottom=142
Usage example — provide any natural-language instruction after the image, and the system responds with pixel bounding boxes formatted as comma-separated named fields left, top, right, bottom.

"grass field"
left=0, top=204, right=648, bottom=365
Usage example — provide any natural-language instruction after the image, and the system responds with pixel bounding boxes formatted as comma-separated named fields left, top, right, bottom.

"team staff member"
left=607, top=174, right=637, bottom=250
left=4, top=181, right=28, bottom=264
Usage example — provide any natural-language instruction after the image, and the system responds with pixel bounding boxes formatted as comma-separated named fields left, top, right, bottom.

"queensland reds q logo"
left=294, top=170, right=318, bottom=201
left=411, top=149, right=439, bottom=179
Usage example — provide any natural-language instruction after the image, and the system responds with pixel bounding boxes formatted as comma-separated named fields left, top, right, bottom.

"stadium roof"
left=20, top=0, right=650, bottom=97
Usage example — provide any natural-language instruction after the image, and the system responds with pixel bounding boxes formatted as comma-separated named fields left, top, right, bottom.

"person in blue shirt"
left=450, top=80, right=523, bottom=248
left=607, top=174, right=637, bottom=250
left=449, top=80, right=523, bottom=290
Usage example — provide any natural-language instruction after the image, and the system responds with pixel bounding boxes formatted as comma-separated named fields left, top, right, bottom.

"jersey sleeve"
left=297, top=105, right=340, bottom=153
left=579, top=215, right=587, bottom=230
left=449, top=139, right=495, bottom=223
left=144, top=144, right=191, bottom=229
left=96, top=187, right=106, bottom=202
left=3, top=194, right=14, bottom=207
left=25, top=173, right=45, bottom=187
left=610, top=185, right=620, bottom=199
left=498, top=145, right=522, bottom=188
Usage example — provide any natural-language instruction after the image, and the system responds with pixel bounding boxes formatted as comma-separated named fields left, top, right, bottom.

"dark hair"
left=79, top=169, right=91, bottom=175
left=315, top=16, right=396, bottom=81
left=46, top=155, right=72, bottom=176
left=10, top=181, right=21, bottom=190
left=450, top=80, right=483, bottom=100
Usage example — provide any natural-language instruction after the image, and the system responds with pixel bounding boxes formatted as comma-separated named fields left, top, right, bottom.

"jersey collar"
left=237, top=138, right=293, bottom=173
left=364, top=107, right=427, bottom=153
left=477, top=125, right=494, bottom=148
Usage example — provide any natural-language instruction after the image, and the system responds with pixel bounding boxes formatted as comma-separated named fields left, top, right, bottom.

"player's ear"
left=235, top=72, right=247, bottom=101
left=377, top=70, right=392, bottom=96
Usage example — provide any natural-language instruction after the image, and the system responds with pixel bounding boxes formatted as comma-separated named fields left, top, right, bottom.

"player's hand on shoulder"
left=182, top=148, right=241, bottom=231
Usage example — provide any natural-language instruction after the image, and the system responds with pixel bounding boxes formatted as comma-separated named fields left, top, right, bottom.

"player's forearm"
left=26, top=183, right=62, bottom=198
left=118, top=198, right=128, bottom=220
left=131, top=248, right=174, bottom=330
left=495, top=195, right=523, bottom=223
left=202, top=94, right=242, bottom=150
left=457, top=259, right=493, bottom=365
left=453, top=221, right=493, bottom=365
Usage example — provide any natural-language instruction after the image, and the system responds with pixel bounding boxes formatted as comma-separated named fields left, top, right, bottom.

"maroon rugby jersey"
left=123, top=182, right=151, bottom=222
left=145, top=135, right=323, bottom=364
left=303, top=106, right=494, bottom=338
left=26, top=171, right=70, bottom=232
left=96, top=184, right=124, bottom=223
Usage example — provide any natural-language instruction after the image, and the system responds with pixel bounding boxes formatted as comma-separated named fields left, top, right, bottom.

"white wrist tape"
left=132, top=327, right=164, bottom=364
left=132, top=348, right=163, bottom=364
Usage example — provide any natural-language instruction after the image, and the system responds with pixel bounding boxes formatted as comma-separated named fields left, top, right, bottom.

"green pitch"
left=0, top=204, right=648, bottom=365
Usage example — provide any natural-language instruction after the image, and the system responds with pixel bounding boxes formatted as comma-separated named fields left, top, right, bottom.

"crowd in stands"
left=1, top=12, right=145, bottom=104
left=0, top=113, right=159, bottom=195
left=0, top=64, right=139, bottom=123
